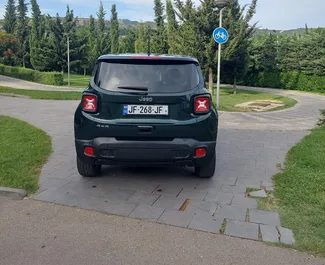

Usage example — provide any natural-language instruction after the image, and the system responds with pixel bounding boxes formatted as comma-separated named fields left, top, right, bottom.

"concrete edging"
left=0, top=187, right=27, bottom=199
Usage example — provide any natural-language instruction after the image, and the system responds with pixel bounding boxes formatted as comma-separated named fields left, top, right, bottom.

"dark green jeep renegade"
left=74, top=54, right=218, bottom=178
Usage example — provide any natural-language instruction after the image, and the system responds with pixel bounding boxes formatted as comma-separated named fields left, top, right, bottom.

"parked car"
left=74, top=54, right=218, bottom=178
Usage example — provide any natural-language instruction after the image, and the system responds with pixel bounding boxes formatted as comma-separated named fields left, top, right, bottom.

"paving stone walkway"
left=1, top=78, right=324, bottom=245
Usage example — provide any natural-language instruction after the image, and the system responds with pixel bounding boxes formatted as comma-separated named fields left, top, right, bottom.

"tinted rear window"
left=95, top=59, right=200, bottom=93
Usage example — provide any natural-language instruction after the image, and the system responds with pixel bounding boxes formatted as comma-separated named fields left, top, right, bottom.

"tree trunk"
left=233, top=74, right=237, bottom=95
left=208, top=67, right=213, bottom=96
left=84, top=68, right=86, bottom=76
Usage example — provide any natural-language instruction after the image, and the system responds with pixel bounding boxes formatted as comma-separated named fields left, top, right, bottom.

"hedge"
left=0, top=64, right=64, bottom=86
left=242, top=71, right=325, bottom=93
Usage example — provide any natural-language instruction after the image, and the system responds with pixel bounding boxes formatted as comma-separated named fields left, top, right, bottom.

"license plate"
left=123, top=105, right=168, bottom=115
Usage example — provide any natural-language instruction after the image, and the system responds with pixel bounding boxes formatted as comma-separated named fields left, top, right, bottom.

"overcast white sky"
left=0, top=0, right=324, bottom=30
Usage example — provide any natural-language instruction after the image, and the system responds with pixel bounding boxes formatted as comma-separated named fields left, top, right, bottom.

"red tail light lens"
left=84, top=146, right=95, bottom=157
left=194, top=96, right=210, bottom=114
left=196, top=148, right=206, bottom=158
left=83, top=94, right=97, bottom=112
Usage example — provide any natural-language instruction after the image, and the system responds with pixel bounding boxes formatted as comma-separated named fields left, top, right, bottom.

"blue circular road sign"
left=213, top=27, right=229, bottom=44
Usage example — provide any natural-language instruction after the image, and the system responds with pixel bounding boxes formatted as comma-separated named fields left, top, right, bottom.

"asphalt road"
left=0, top=198, right=323, bottom=265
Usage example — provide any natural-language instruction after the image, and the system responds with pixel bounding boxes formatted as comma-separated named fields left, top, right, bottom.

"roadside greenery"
left=1, top=0, right=324, bottom=92
left=257, top=112, right=325, bottom=255
left=0, top=64, right=64, bottom=85
left=0, top=115, right=52, bottom=193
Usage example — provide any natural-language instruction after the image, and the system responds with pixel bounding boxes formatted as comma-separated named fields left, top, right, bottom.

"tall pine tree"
left=151, top=0, right=167, bottom=54
left=3, top=0, right=16, bottom=34
left=15, top=0, right=29, bottom=67
left=166, top=0, right=178, bottom=54
left=97, top=1, right=109, bottom=55
left=110, top=4, right=119, bottom=54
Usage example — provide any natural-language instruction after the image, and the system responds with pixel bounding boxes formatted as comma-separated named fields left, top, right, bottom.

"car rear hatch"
left=82, top=56, right=215, bottom=141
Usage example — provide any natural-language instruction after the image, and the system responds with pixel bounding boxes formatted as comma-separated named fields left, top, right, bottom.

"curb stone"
left=0, top=187, right=27, bottom=199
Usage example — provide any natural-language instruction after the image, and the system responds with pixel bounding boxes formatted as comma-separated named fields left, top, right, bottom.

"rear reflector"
left=83, top=94, right=97, bottom=112
left=84, top=146, right=95, bottom=157
left=194, top=96, right=210, bottom=114
left=196, top=148, right=206, bottom=158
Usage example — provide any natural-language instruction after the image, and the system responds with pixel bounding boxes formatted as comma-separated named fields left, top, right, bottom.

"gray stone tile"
left=184, top=200, right=218, bottom=215
left=153, top=184, right=183, bottom=196
left=177, top=190, right=207, bottom=200
left=102, top=201, right=138, bottom=217
left=39, top=177, right=71, bottom=193
left=250, top=210, right=281, bottom=226
left=278, top=227, right=295, bottom=245
left=249, top=190, right=267, bottom=198
left=215, top=205, right=247, bottom=222
left=33, top=187, right=70, bottom=202
left=158, top=209, right=194, bottom=228
left=100, top=189, right=136, bottom=202
left=195, top=180, right=223, bottom=191
left=225, top=220, right=259, bottom=241
left=204, top=192, right=233, bottom=205
left=188, top=213, right=224, bottom=233
left=129, top=204, right=165, bottom=221
left=152, top=195, right=186, bottom=210
left=236, top=178, right=261, bottom=189
left=221, top=184, right=247, bottom=194
left=127, top=191, right=160, bottom=205
left=260, top=225, right=279, bottom=243
left=231, top=195, right=258, bottom=209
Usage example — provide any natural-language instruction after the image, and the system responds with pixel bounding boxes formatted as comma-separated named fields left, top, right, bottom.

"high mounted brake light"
left=82, top=94, right=98, bottom=113
left=194, top=95, right=210, bottom=114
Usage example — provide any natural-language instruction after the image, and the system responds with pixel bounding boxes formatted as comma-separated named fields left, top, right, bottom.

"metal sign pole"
left=67, top=35, right=70, bottom=88
left=216, top=8, right=223, bottom=109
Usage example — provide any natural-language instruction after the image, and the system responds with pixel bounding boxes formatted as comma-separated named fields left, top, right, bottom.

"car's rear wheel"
left=77, top=156, right=101, bottom=177
left=195, top=154, right=216, bottom=178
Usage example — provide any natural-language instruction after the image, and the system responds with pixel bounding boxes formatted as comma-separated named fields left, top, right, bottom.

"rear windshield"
left=95, top=59, right=200, bottom=93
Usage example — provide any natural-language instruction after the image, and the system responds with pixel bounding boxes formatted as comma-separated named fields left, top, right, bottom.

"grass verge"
left=63, top=73, right=91, bottom=88
left=0, top=116, right=52, bottom=193
left=1, top=87, right=297, bottom=114
left=213, top=87, right=297, bottom=112
left=0, top=86, right=82, bottom=100
left=258, top=120, right=325, bottom=255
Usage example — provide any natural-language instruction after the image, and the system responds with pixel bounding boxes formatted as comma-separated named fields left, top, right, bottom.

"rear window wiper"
left=117, top=86, right=148, bottom=92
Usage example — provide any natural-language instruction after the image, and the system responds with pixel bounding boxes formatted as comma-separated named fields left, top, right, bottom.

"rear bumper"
left=75, top=138, right=216, bottom=167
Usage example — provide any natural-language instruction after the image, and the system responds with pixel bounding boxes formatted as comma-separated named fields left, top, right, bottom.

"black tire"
left=195, top=154, right=216, bottom=178
left=77, top=156, right=101, bottom=177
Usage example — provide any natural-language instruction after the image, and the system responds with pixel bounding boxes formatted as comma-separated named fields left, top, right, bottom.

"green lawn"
left=0, top=86, right=82, bottom=100
left=63, top=73, right=91, bottom=88
left=257, top=121, right=325, bottom=255
left=0, top=116, right=52, bottom=193
left=214, top=88, right=297, bottom=112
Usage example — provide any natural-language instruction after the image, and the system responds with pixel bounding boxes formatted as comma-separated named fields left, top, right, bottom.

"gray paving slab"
left=236, top=178, right=262, bottom=189
left=260, top=225, right=279, bottom=243
left=153, top=184, right=183, bottom=196
left=231, top=195, right=258, bottom=209
left=184, top=200, right=218, bottom=215
left=204, top=192, right=233, bottom=205
left=158, top=209, right=194, bottom=228
left=225, top=220, right=259, bottom=241
left=152, top=195, right=186, bottom=210
left=177, top=190, right=208, bottom=200
left=250, top=210, right=281, bottom=226
left=188, top=213, right=224, bottom=233
left=129, top=204, right=165, bottom=221
left=127, top=191, right=160, bottom=205
left=249, top=190, right=267, bottom=198
left=221, top=184, right=247, bottom=194
left=278, top=227, right=295, bottom=245
left=215, top=205, right=247, bottom=222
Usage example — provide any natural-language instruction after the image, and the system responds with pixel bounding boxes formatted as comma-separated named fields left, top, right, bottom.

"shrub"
left=243, top=71, right=325, bottom=93
left=0, top=32, right=21, bottom=66
left=0, top=64, right=64, bottom=86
